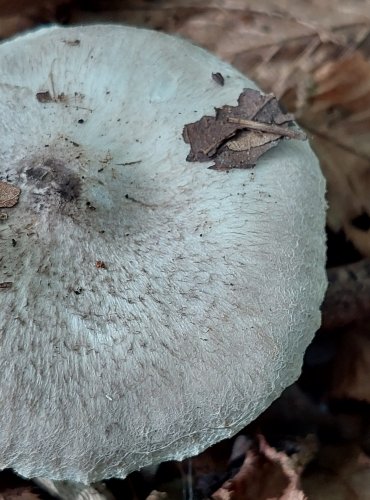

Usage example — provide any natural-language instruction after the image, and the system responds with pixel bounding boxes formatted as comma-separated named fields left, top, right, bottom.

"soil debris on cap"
left=36, top=91, right=54, bottom=103
left=63, top=39, right=81, bottom=46
left=0, top=181, right=21, bottom=208
left=0, top=282, right=13, bottom=289
left=36, top=92, right=69, bottom=104
left=183, top=89, right=304, bottom=170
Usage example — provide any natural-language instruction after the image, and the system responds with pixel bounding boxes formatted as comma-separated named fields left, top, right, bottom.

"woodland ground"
left=1, top=1, right=370, bottom=498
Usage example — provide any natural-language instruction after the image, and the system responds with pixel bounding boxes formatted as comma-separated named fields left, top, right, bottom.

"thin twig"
left=227, top=117, right=306, bottom=140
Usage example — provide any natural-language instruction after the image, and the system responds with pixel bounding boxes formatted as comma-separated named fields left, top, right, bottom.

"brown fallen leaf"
left=211, top=435, right=306, bottom=500
left=322, top=258, right=370, bottom=331
left=0, top=486, right=41, bottom=499
left=302, top=444, right=370, bottom=500
left=330, top=324, right=370, bottom=403
left=183, top=89, right=301, bottom=170
left=0, top=181, right=20, bottom=208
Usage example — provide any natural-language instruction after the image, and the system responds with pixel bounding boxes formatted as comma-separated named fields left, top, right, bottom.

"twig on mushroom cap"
left=227, top=117, right=306, bottom=140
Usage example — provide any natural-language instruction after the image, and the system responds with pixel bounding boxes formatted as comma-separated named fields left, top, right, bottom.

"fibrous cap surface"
left=0, top=25, right=327, bottom=482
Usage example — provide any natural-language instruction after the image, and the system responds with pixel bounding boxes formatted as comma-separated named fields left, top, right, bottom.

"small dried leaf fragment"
left=212, top=435, right=306, bottom=500
left=0, top=181, right=20, bottom=208
left=183, top=89, right=301, bottom=170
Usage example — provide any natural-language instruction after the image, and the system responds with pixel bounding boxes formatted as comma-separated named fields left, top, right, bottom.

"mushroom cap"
left=0, top=25, right=327, bottom=482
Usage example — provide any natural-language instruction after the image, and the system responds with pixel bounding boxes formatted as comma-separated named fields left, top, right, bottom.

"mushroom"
left=0, top=25, right=327, bottom=488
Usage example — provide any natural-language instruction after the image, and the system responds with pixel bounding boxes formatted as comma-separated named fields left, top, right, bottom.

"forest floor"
left=1, top=1, right=370, bottom=498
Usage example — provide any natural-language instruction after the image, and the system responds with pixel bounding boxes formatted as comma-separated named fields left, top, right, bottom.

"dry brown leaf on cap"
left=0, top=181, right=20, bottom=208
left=296, top=53, right=370, bottom=257
left=183, top=89, right=303, bottom=170
left=211, top=435, right=306, bottom=500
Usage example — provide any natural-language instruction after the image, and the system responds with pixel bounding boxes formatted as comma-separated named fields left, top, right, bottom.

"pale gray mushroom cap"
left=0, top=25, right=327, bottom=483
